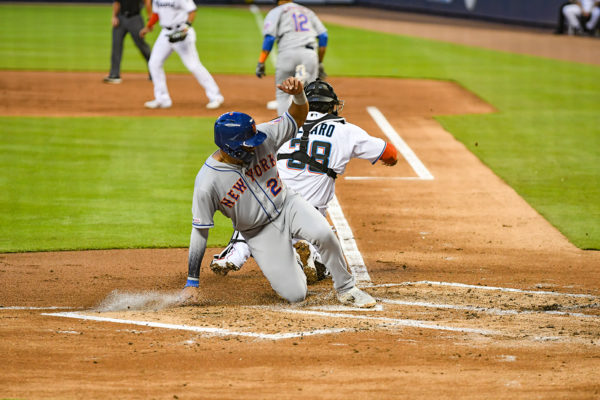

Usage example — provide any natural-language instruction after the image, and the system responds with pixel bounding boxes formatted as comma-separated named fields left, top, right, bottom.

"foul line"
left=328, top=195, right=371, bottom=283
left=42, top=312, right=351, bottom=340
left=249, top=5, right=276, bottom=65
left=365, top=106, right=434, bottom=180
left=366, top=281, right=598, bottom=299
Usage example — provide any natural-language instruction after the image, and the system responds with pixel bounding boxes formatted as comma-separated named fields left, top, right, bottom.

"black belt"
left=305, top=44, right=314, bottom=50
left=165, top=24, right=183, bottom=30
left=120, top=11, right=139, bottom=18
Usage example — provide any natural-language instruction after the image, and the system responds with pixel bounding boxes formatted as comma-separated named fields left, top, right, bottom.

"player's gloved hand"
left=318, top=62, right=328, bottom=79
left=168, top=27, right=188, bottom=43
left=256, top=62, right=266, bottom=78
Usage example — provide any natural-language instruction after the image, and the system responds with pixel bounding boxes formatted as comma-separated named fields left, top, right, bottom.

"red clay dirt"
left=1, top=7, right=599, bottom=400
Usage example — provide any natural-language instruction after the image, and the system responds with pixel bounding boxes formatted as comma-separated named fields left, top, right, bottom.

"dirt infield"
left=2, top=8, right=600, bottom=399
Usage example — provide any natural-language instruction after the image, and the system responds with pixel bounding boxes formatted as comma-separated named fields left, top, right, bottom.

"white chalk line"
left=1, top=306, right=77, bottom=311
left=42, top=312, right=351, bottom=340
left=366, top=281, right=598, bottom=299
left=328, top=195, right=371, bottom=283
left=249, top=4, right=276, bottom=65
left=344, top=176, right=430, bottom=181
left=366, top=106, right=434, bottom=180
left=377, top=298, right=598, bottom=319
left=261, top=306, right=497, bottom=335
left=35, top=277, right=598, bottom=340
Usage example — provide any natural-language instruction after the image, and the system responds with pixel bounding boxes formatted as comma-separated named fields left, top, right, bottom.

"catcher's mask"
left=214, top=112, right=266, bottom=164
left=305, top=79, right=344, bottom=115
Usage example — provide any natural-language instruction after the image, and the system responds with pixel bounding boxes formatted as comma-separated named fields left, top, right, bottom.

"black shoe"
left=103, top=76, right=122, bottom=84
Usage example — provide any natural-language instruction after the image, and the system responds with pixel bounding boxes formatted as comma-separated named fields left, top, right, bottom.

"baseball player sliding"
left=179, top=77, right=376, bottom=308
left=140, top=0, right=224, bottom=109
left=210, top=80, right=398, bottom=284
left=256, top=0, right=328, bottom=115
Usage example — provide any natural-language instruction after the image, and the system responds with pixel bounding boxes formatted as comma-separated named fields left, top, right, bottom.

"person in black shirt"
left=104, top=0, right=152, bottom=84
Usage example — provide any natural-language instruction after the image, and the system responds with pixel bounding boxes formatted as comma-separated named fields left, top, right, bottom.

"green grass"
left=0, top=4, right=260, bottom=73
left=0, top=4, right=598, bottom=250
left=0, top=117, right=233, bottom=252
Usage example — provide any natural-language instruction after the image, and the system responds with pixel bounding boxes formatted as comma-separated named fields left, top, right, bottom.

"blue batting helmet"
left=214, top=112, right=267, bottom=163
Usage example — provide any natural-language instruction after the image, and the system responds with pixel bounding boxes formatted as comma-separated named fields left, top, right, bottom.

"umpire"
left=104, top=0, right=152, bottom=84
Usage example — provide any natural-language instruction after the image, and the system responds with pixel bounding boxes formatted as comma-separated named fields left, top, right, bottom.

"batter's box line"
left=256, top=306, right=498, bottom=336
left=365, top=281, right=598, bottom=299
left=376, top=298, right=599, bottom=319
left=41, top=311, right=352, bottom=341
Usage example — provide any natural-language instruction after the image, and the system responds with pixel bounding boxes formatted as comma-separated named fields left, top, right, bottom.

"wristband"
left=258, top=50, right=269, bottom=64
left=147, top=12, right=158, bottom=28
left=292, top=91, right=307, bottom=105
left=185, top=277, right=199, bottom=287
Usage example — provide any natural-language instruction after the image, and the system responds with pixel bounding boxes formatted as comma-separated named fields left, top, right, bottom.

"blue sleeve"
left=262, top=35, right=275, bottom=52
left=317, top=32, right=328, bottom=47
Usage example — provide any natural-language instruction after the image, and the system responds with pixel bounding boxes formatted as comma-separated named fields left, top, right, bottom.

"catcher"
left=139, top=0, right=224, bottom=109
left=210, top=79, right=398, bottom=284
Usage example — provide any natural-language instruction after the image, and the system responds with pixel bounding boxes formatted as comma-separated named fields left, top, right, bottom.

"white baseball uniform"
left=148, top=0, right=223, bottom=107
left=563, top=0, right=597, bottom=31
left=217, top=111, right=388, bottom=268
left=263, top=2, right=327, bottom=115
left=186, top=113, right=355, bottom=303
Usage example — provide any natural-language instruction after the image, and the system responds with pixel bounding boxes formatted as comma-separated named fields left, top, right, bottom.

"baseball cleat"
left=314, top=259, right=329, bottom=281
left=144, top=99, right=172, bottom=109
left=210, top=257, right=241, bottom=276
left=206, top=96, right=224, bottom=110
left=293, top=240, right=319, bottom=285
left=337, top=286, right=377, bottom=308
left=103, top=76, right=122, bottom=84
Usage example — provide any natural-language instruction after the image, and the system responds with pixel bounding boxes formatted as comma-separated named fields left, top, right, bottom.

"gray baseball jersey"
left=192, top=114, right=294, bottom=233
left=189, top=113, right=355, bottom=301
left=263, top=2, right=327, bottom=52
left=263, top=2, right=327, bottom=115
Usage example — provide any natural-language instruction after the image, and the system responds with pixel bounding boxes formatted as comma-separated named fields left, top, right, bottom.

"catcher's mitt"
left=168, top=23, right=190, bottom=43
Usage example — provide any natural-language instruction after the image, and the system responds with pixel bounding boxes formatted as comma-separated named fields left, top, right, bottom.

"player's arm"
left=379, top=142, right=398, bottom=166
left=186, top=10, right=196, bottom=25
left=111, top=1, right=120, bottom=28
left=140, top=11, right=158, bottom=37
left=256, top=35, right=275, bottom=78
left=317, top=32, right=328, bottom=63
left=143, top=0, right=151, bottom=16
left=178, top=227, right=209, bottom=304
left=278, top=77, right=308, bottom=128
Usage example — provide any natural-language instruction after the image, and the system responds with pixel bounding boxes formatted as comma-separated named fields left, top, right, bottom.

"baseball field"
left=1, top=3, right=600, bottom=399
